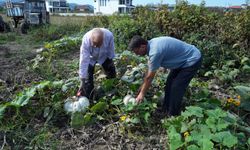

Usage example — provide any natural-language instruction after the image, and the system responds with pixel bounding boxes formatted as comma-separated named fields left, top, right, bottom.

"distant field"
left=50, top=15, right=89, bottom=26
left=1, top=14, right=90, bottom=26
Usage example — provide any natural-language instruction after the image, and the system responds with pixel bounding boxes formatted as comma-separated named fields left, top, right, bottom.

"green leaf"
left=102, top=79, right=116, bottom=91
left=198, top=139, right=213, bottom=150
left=130, top=117, right=140, bottom=124
left=205, top=117, right=216, bottom=132
left=52, top=80, right=64, bottom=88
left=111, top=98, right=123, bottom=106
left=200, top=125, right=212, bottom=139
left=144, top=112, right=150, bottom=123
left=90, top=102, right=108, bottom=114
left=205, top=108, right=227, bottom=118
left=168, top=126, right=183, bottom=150
left=241, top=57, right=249, bottom=65
left=216, top=119, right=230, bottom=131
left=71, top=112, right=85, bottom=128
left=242, top=65, right=250, bottom=73
left=228, top=69, right=239, bottom=79
left=11, top=87, right=36, bottom=106
left=82, top=113, right=95, bottom=126
left=222, top=132, right=238, bottom=148
left=182, top=106, right=204, bottom=119
left=190, top=130, right=202, bottom=142
left=61, top=82, right=75, bottom=92
left=181, top=122, right=188, bottom=133
left=212, top=131, right=238, bottom=148
left=248, top=138, right=250, bottom=145
left=234, top=86, right=250, bottom=101
left=187, top=145, right=199, bottom=150
left=204, top=71, right=213, bottom=77
left=36, top=81, right=50, bottom=90
left=0, top=104, right=7, bottom=119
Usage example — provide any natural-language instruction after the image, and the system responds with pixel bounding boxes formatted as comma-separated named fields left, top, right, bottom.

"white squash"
left=64, top=96, right=90, bottom=113
left=123, top=95, right=136, bottom=105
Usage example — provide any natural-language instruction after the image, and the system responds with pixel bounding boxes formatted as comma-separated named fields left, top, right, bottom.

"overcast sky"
left=67, top=0, right=246, bottom=6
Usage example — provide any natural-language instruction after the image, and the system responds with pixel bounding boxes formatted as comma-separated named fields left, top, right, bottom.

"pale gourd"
left=123, top=95, right=136, bottom=105
left=64, top=96, right=90, bottom=113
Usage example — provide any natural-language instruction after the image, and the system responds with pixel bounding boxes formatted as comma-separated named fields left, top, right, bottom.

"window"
left=119, top=0, right=125, bottom=5
left=60, top=2, right=67, bottom=7
left=118, top=7, right=125, bottom=13
left=53, top=2, right=60, bottom=7
left=126, top=0, right=130, bottom=5
left=100, top=0, right=107, bottom=6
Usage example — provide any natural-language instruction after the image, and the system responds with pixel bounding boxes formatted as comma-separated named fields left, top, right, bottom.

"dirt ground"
left=0, top=40, right=42, bottom=101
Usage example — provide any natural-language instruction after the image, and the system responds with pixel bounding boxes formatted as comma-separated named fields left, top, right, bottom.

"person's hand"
left=136, top=92, right=144, bottom=104
left=136, top=87, right=142, bottom=96
left=78, top=78, right=86, bottom=97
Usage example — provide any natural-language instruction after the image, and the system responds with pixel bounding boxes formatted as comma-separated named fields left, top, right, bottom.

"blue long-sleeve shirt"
left=79, top=28, right=115, bottom=79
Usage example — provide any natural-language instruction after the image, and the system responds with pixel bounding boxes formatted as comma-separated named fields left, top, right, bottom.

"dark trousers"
left=162, top=57, right=202, bottom=116
left=84, top=58, right=116, bottom=99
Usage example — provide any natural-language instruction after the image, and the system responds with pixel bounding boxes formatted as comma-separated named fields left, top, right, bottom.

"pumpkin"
left=123, top=95, right=136, bottom=105
left=64, top=96, right=90, bottom=113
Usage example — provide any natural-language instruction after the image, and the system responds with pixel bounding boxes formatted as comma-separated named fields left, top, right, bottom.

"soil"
left=0, top=42, right=41, bottom=101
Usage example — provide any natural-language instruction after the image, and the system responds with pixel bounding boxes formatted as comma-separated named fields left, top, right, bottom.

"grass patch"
left=0, top=33, right=17, bottom=44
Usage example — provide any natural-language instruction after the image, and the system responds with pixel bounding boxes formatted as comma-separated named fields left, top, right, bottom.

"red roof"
left=229, top=6, right=242, bottom=9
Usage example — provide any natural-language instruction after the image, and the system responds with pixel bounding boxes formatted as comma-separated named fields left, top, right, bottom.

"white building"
left=45, top=0, right=69, bottom=13
left=94, top=0, right=134, bottom=15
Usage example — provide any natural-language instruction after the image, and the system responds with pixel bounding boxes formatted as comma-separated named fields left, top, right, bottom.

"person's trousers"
left=162, top=57, right=202, bottom=116
left=84, top=58, right=116, bottom=99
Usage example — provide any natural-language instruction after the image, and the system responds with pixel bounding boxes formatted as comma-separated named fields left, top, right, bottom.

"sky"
left=67, top=0, right=247, bottom=7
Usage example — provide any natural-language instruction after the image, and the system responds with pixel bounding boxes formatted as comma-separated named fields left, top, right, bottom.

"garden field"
left=0, top=2, right=250, bottom=150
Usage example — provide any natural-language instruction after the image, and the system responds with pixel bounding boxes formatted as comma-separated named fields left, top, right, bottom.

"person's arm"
left=79, top=36, right=91, bottom=95
left=108, top=32, right=115, bottom=59
left=136, top=71, right=156, bottom=103
left=136, top=50, right=162, bottom=103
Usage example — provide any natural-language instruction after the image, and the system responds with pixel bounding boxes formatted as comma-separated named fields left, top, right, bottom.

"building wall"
left=94, top=0, right=119, bottom=14
left=94, top=0, right=133, bottom=14
left=45, top=0, right=68, bottom=13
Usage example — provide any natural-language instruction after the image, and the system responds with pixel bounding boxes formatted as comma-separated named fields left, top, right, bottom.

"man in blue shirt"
left=128, top=35, right=202, bottom=116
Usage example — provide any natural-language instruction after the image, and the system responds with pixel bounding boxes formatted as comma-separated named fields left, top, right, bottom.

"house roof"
left=229, top=6, right=242, bottom=9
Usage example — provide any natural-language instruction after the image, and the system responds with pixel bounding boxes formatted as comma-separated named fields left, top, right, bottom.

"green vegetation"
left=0, top=1, right=250, bottom=149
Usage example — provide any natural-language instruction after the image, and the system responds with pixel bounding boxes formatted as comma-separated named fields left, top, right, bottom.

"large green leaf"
left=234, top=86, right=250, bottom=101
left=212, top=131, right=238, bottom=148
left=242, top=65, right=250, bottom=73
left=90, top=102, right=108, bottom=114
left=234, top=86, right=250, bottom=112
left=205, top=117, right=217, bottom=132
left=11, top=87, right=36, bottom=106
left=241, top=57, right=249, bottom=65
left=168, top=126, right=183, bottom=150
left=248, top=138, right=250, bottom=145
left=111, top=98, right=123, bottom=106
left=82, top=113, right=95, bottom=126
left=182, top=106, right=204, bottom=119
left=205, top=108, right=227, bottom=118
left=198, top=139, right=213, bottom=150
left=187, top=145, right=199, bottom=150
